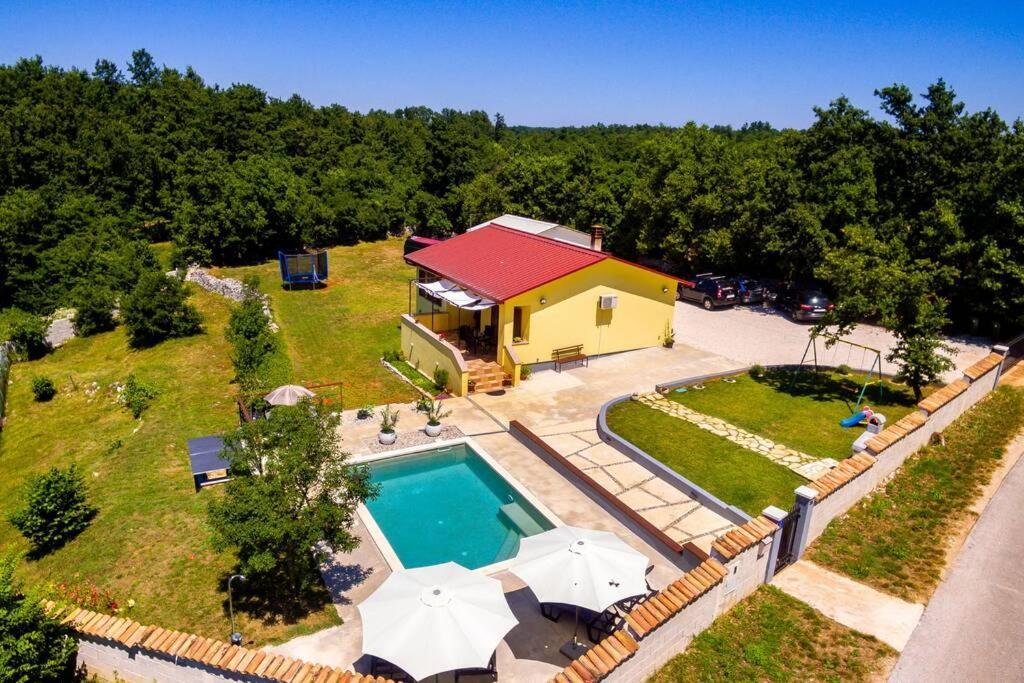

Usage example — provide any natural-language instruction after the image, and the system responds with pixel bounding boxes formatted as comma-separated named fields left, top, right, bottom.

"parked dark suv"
left=734, top=275, right=766, bottom=305
left=677, top=274, right=738, bottom=310
left=774, top=284, right=834, bottom=321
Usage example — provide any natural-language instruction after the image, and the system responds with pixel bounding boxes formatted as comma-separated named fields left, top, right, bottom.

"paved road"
left=674, top=301, right=991, bottom=383
left=889, top=453, right=1024, bottom=682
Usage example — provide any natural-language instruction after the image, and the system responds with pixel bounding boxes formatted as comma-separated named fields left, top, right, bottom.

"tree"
left=120, top=271, right=202, bottom=348
left=3, top=309, right=50, bottom=360
left=225, top=281, right=277, bottom=389
left=207, top=401, right=378, bottom=595
left=70, top=285, right=116, bottom=336
left=0, top=553, right=79, bottom=682
left=127, top=48, right=158, bottom=86
left=8, top=465, right=97, bottom=555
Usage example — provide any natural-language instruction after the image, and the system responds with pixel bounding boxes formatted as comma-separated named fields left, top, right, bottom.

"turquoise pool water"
left=364, top=443, right=554, bottom=570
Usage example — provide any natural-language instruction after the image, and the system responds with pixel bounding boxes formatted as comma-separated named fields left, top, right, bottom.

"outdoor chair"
left=454, top=652, right=498, bottom=681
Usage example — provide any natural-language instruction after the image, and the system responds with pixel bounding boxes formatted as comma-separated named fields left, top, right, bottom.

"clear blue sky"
left=1, top=1, right=1021, bottom=128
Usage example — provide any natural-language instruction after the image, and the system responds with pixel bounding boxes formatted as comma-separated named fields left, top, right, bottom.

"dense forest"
left=1, top=50, right=1022, bottom=346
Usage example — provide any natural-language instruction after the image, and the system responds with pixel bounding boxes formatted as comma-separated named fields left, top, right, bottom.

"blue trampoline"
left=278, top=250, right=329, bottom=288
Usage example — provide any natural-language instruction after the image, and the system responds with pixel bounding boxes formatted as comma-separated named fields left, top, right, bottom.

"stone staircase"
left=468, top=358, right=509, bottom=393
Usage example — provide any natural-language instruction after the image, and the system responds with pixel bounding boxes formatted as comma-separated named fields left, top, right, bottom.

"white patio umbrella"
left=263, top=384, right=315, bottom=406
left=509, top=526, right=649, bottom=655
left=358, top=562, right=518, bottom=681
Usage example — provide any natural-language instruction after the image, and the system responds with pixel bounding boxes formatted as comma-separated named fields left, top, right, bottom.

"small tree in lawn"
left=5, top=309, right=50, bottom=360
left=120, top=271, right=202, bottom=348
left=208, top=400, right=378, bottom=596
left=8, top=465, right=97, bottom=555
left=71, top=284, right=117, bottom=336
left=226, top=282, right=277, bottom=390
left=0, top=553, right=79, bottom=681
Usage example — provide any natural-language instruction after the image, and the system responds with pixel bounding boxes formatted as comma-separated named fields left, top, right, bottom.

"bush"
left=4, top=309, right=50, bottom=360
left=8, top=465, right=97, bottom=554
left=750, top=363, right=766, bottom=379
left=120, top=271, right=202, bottom=348
left=0, top=553, right=79, bottom=680
left=383, top=349, right=404, bottom=363
left=31, top=376, right=56, bottom=401
left=433, top=367, right=449, bottom=390
left=521, top=364, right=532, bottom=380
left=836, top=363, right=852, bottom=375
left=121, top=374, right=157, bottom=418
left=226, top=291, right=277, bottom=389
left=71, top=285, right=117, bottom=336
left=357, top=404, right=374, bottom=420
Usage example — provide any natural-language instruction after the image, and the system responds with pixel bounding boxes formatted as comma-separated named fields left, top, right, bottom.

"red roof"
left=406, top=225, right=608, bottom=302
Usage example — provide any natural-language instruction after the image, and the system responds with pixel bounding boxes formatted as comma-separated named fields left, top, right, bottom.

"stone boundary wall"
left=551, top=518, right=777, bottom=682
left=47, top=601, right=389, bottom=683
left=797, top=349, right=1005, bottom=546
left=172, top=267, right=279, bottom=332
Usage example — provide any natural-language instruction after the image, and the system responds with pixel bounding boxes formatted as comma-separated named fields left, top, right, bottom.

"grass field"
left=215, top=239, right=417, bottom=408
left=808, top=386, right=1024, bottom=602
left=606, top=400, right=805, bottom=515
left=668, top=369, right=921, bottom=460
left=0, top=288, right=339, bottom=644
left=652, top=585, right=895, bottom=682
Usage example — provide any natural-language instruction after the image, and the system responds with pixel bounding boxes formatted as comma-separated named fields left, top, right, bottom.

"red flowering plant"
left=49, top=580, right=133, bottom=613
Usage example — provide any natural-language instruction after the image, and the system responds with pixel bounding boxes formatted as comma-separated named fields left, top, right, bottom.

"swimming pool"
left=360, top=440, right=557, bottom=571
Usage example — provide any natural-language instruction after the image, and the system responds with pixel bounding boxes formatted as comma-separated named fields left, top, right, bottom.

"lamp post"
left=228, top=574, right=246, bottom=645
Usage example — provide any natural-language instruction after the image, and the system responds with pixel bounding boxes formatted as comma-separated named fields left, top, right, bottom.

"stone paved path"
left=636, top=393, right=838, bottom=479
left=539, top=427, right=736, bottom=551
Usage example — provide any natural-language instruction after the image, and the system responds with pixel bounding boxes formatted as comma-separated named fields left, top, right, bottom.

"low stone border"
left=170, top=267, right=278, bottom=332
left=380, top=358, right=438, bottom=400
left=597, top=395, right=751, bottom=527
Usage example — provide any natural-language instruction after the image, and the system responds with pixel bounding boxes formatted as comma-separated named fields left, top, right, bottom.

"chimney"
left=590, top=225, right=604, bottom=252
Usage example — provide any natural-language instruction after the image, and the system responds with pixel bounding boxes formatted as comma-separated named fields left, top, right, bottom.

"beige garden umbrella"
left=263, top=384, right=315, bottom=406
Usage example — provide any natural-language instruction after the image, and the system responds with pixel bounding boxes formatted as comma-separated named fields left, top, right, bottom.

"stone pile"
left=169, top=266, right=279, bottom=332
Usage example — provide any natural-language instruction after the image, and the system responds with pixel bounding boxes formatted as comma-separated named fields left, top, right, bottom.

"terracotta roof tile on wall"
left=710, top=515, right=778, bottom=561
left=44, top=602, right=389, bottom=683
left=865, top=410, right=928, bottom=454
left=963, top=352, right=1003, bottom=381
left=918, top=379, right=969, bottom=414
left=805, top=452, right=876, bottom=502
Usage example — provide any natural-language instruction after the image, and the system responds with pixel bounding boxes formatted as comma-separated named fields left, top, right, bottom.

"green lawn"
left=215, top=239, right=417, bottom=408
left=606, top=400, right=804, bottom=515
left=808, top=386, right=1024, bottom=602
left=667, top=369, right=920, bottom=461
left=0, top=288, right=339, bottom=644
left=652, top=585, right=895, bottom=682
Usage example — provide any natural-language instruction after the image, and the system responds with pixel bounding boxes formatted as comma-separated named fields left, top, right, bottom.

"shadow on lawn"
left=754, top=368, right=916, bottom=410
left=219, top=569, right=335, bottom=627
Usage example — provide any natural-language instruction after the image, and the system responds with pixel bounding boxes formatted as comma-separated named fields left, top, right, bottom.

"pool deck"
left=265, top=343, right=752, bottom=680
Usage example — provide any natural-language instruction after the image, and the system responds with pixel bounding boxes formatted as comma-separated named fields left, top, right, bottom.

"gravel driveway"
left=673, top=301, right=992, bottom=383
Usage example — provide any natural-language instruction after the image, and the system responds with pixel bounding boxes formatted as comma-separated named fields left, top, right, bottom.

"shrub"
left=120, top=271, right=202, bottom=348
left=31, top=376, right=56, bottom=402
left=226, top=291, right=277, bottom=389
left=121, top=374, right=157, bottom=418
left=750, top=363, right=766, bottom=379
left=5, top=309, right=50, bottom=360
left=836, top=363, right=852, bottom=375
left=383, top=349, right=404, bottom=363
left=432, top=367, right=449, bottom=390
left=0, top=553, right=79, bottom=680
left=415, top=396, right=432, bottom=412
left=521, top=364, right=532, bottom=380
left=357, top=404, right=374, bottom=420
left=71, top=285, right=117, bottom=336
left=8, top=465, right=97, bottom=554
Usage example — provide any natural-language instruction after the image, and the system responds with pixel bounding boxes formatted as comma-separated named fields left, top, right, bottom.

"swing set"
left=798, top=331, right=884, bottom=412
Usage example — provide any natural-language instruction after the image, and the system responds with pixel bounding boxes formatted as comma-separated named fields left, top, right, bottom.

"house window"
left=512, top=306, right=530, bottom=342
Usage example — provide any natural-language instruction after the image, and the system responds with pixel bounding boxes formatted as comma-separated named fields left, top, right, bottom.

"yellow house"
left=400, top=223, right=679, bottom=395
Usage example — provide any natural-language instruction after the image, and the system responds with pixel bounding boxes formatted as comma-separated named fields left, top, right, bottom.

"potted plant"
left=357, top=403, right=374, bottom=420
left=378, top=404, right=400, bottom=445
left=424, top=400, right=452, bottom=437
left=663, top=322, right=676, bottom=348
left=468, top=379, right=477, bottom=393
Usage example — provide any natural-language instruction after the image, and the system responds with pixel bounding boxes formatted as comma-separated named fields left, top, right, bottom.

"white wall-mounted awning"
left=416, top=279, right=495, bottom=311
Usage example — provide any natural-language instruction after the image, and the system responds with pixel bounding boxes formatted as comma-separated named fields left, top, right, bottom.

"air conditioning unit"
left=599, top=294, right=618, bottom=310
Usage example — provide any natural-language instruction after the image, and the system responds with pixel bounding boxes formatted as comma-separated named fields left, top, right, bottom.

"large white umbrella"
left=358, top=562, right=518, bottom=681
left=510, top=526, right=649, bottom=654
left=263, top=384, right=315, bottom=406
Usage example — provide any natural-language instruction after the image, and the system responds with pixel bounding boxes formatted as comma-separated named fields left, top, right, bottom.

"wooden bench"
left=553, top=344, right=588, bottom=372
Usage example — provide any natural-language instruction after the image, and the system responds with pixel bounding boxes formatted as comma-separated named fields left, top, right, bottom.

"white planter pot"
left=378, top=430, right=397, bottom=445
left=425, top=423, right=442, bottom=437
